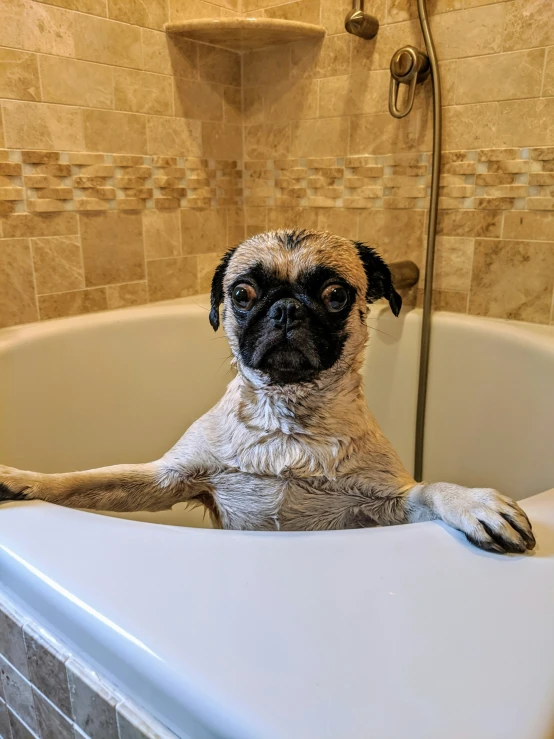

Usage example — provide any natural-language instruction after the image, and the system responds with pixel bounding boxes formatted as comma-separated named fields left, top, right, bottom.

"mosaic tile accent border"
left=0, top=150, right=243, bottom=216
left=243, top=148, right=554, bottom=211
left=2, top=148, right=554, bottom=216
left=0, top=587, right=177, bottom=739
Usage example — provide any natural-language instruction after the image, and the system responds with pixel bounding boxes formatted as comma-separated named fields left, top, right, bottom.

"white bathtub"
left=1, top=298, right=554, bottom=739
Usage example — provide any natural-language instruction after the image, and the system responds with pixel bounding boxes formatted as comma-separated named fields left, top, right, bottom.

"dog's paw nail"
left=0, top=482, right=29, bottom=502
left=0, top=469, right=34, bottom=503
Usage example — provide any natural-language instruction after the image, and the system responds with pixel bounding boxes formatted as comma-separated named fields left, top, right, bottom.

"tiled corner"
left=23, top=625, right=71, bottom=716
left=0, top=588, right=178, bottom=739
left=1, top=0, right=554, bottom=332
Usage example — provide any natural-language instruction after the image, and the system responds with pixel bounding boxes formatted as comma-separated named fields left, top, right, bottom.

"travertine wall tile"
left=359, top=209, right=425, bottom=262
left=0, top=238, right=38, bottom=327
left=543, top=48, right=554, bottom=97
left=84, top=110, right=147, bottom=154
left=181, top=208, right=227, bottom=254
left=470, top=239, right=554, bottom=323
left=433, top=236, right=474, bottom=290
left=503, top=211, right=554, bottom=242
left=147, top=255, right=198, bottom=300
left=291, top=117, right=349, bottom=158
left=167, top=36, right=199, bottom=79
left=455, top=49, right=545, bottom=104
left=317, top=208, right=359, bottom=240
left=147, top=116, right=202, bottom=157
left=142, top=29, right=172, bottom=75
left=198, top=252, right=221, bottom=292
left=292, top=34, right=351, bottom=79
left=143, top=210, right=181, bottom=259
left=198, top=45, right=241, bottom=87
left=416, top=287, right=469, bottom=312
left=321, top=0, right=357, bottom=34
left=245, top=123, right=291, bottom=160
left=38, top=287, right=108, bottom=319
left=497, top=99, right=554, bottom=147
left=432, top=4, right=506, bottom=59
left=1, top=213, right=78, bottom=239
left=3, top=101, right=84, bottom=151
left=1, top=0, right=554, bottom=330
left=201, top=123, right=243, bottom=159
left=387, top=0, right=462, bottom=23
left=31, top=235, right=85, bottom=294
left=350, top=102, right=432, bottom=155
left=438, top=210, right=502, bottom=238
left=170, top=0, right=239, bottom=19
left=80, top=212, right=145, bottom=287
left=10, top=0, right=76, bottom=57
left=503, top=0, right=554, bottom=52
left=108, top=0, right=168, bottom=30
left=39, top=57, right=113, bottom=109
left=319, top=71, right=389, bottom=117
left=351, top=21, right=422, bottom=73
left=266, top=206, right=318, bottom=230
left=261, top=0, right=321, bottom=23
left=443, top=103, right=499, bottom=150
left=243, top=46, right=291, bottom=87
left=0, top=49, right=40, bottom=102
left=33, top=0, right=107, bottom=14
left=114, top=69, right=174, bottom=116
left=175, top=80, right=223, bottom=121
left=223, top=86, right=242, bottom=124
left=106, top=281, right=149, bottom=309
left=73, top=14, right=142, bottom=68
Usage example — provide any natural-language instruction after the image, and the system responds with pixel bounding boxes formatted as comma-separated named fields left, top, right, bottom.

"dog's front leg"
left=403, top=482, right=536, bottom=554
left=0, top=459, right=207, bottom=512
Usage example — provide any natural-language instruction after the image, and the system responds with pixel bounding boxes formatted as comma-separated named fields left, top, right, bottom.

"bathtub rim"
left=1, top=295, right=554, bottom=354
left=2, top=300, right=554, bottom=738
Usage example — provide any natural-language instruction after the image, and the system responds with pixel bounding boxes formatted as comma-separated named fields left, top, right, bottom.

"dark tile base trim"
left=0, top=588, right=177, bottom=739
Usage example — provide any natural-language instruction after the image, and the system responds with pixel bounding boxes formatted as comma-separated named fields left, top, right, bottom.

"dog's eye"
left=321, top=284, right=348, bottom=312
left=232, top=283, right=257, bottom=310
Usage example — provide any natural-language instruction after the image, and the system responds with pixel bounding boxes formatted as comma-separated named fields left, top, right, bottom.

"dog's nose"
left=269, top=298, right=306, bottom=330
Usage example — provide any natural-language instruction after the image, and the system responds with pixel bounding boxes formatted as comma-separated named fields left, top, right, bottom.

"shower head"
left=344, top=0, right=379, bottom=39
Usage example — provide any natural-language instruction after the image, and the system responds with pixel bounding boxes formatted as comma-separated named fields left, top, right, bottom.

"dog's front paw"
left=427, top=483, right=535, bottom=554
left=0, top=466, right=38, bottom=503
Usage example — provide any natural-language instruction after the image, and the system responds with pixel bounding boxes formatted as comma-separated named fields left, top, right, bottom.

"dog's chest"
left=209, top=470, right=366, bottom=531
left=207, top=393, right=369, bottom=530
left=218, top=398, right=360, bottom=479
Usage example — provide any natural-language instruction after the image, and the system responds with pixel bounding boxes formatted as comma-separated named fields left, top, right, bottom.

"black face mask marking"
left=208, top=234, right=403, bottom=386
left=230, top=264, right=356, bottom=385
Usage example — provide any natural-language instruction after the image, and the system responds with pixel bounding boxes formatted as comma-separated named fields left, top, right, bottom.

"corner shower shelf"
left=164, top=17, right=326, bottom=52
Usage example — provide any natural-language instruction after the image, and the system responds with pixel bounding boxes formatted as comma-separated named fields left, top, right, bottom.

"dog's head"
left=209, top=229, right=401, bottom=386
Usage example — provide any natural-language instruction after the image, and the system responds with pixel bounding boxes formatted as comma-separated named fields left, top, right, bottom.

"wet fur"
left=0, top=230, right=535, bottom=554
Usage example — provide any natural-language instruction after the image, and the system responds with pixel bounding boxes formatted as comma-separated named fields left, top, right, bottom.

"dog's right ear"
left=209, top=247, right=237, bottom=331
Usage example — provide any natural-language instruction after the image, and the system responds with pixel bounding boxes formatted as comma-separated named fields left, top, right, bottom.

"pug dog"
left=0, top=229, right=535, bottom=554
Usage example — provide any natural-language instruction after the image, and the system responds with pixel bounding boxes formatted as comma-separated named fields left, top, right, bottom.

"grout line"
left=5, top=91, right=554, bottom=118
left=27, top=237, right=42, bottom=321
left=6, top=705, right=40, bottom=739
left=540, top=47, right=549, bottom=97
left=240, top=46, right=247, bottom=243
left=498, top=0, right=508, bottom=54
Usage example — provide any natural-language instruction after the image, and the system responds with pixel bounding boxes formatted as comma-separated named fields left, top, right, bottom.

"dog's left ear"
left=353, top=241, right=402, bottom=317
left=209, top=247, right=237, bottom=331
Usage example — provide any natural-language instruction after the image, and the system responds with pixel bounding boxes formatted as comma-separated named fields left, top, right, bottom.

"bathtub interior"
left=1, top=299, right=553, bottom=529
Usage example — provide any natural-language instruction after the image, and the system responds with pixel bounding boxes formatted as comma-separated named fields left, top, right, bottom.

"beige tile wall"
left=1, top=0, right=554, bottom=329
left=238, top=0, right=554, bottom=326
left=0, top=0, right=243, bottom=327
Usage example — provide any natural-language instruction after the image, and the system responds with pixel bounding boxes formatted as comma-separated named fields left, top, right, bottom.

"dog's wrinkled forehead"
left=223, top=230, right=367, bottom=294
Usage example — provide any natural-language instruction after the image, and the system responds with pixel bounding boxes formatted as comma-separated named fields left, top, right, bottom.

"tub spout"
left=389, top=260, right=420, bottom=290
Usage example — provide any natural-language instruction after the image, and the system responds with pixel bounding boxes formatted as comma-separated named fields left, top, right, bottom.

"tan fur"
left=0, top=230, right=535, bottom=554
